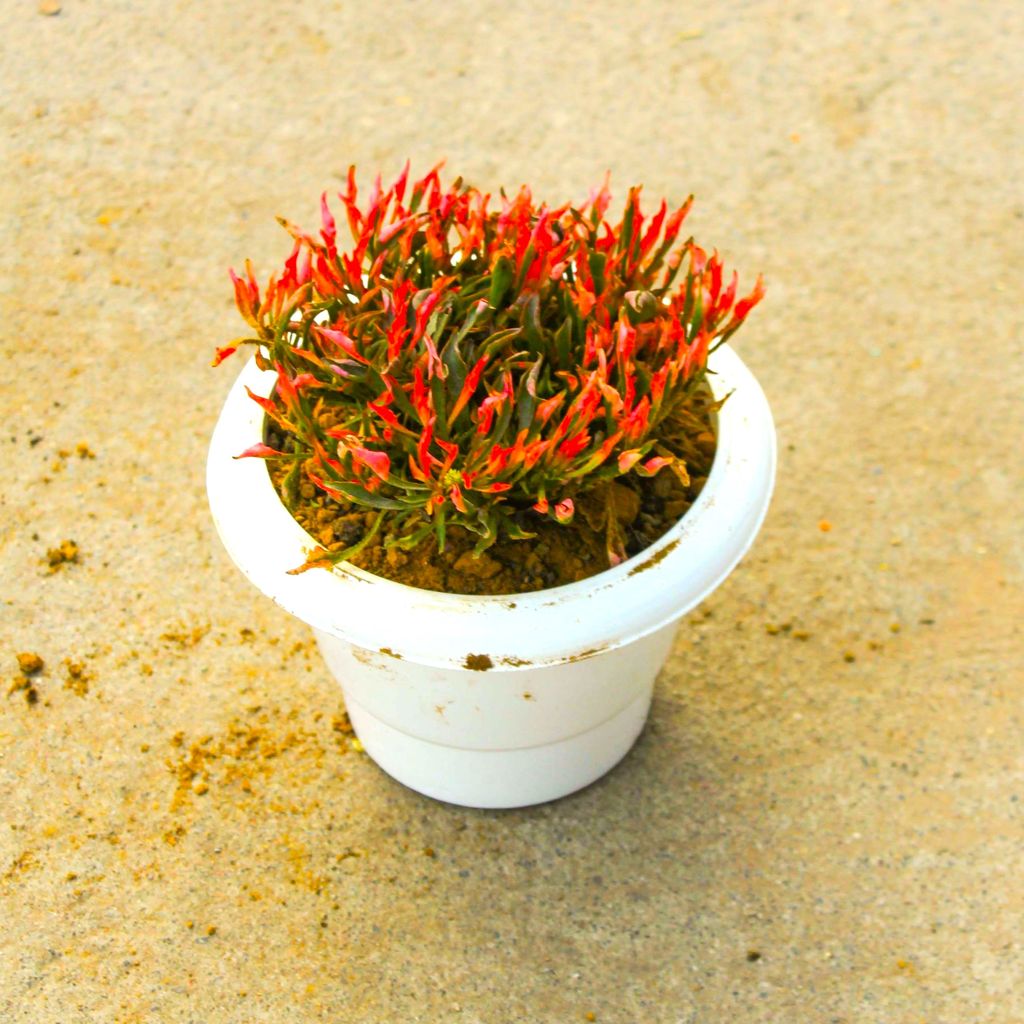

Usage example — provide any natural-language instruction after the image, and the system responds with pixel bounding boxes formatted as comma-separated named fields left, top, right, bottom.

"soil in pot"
left=265, top=388, right=718, bottom=597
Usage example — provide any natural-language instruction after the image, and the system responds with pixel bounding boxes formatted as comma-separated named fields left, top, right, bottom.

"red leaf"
left=413, top=289, right=442, bottom=340
left=229, top=267, right=259, bottom=326
left=350, top=446, right=391, bottom=481
left=416, top=419, right=436, bottom=475
left=411, top=368, right=434, bottom=423
left=535, top=393, right=565, bottom=426
left=683, top=330, right=710, bottom=378
left=408, top=454, right=430, bottom=483
left=392, top=160, right=411, bottom=207
left=558, top=432, right=590, bottom=460
left=636, top=456, right=671, bottom=477
left=211, top=344, right=238, bottom=367
left=662, top=195, right=693, bottom=247
left=274, top=362, right=299, bottom=408
left=616, top=321, right=637, bottom=363
left=706, top=251, right=722, bottom=306
left=317, top=326, right=367, bottom=363
left=368, top=398, right=409, bottom=434
left=689, top=243, right=708, bottom=276
left=617, top=449, right=644, bottom=473
left=435, top=437, right=459, bottom=469
left=732, top=274, right=766, bottom=322
left=244, top=386, right=278, bottom=416
left=378, top=215, right=412, bottom=246
left=340, top=166, right=362, bottom=240
left=447, top=355, right=487, bottom=427
left=320, top=192, right=337, bottom=256
left=306, top=469, right=349, bottom=503
left=638, top=199, right=667, bottom=259
left=235, top=442, right=285, bottom=459
left=587, top=171, right=612, bottom=222
left=713, top=271, right=738, bottom=323
left=621, top=396, right=651, bottom=441
left=450, top=483, right=468, bottom=513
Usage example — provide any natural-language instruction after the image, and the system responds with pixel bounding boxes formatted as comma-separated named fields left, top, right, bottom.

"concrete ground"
left=2, top=1, right=1022, bottom=1021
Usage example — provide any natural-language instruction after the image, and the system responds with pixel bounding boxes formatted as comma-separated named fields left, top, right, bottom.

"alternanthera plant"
left=215, top=164, right=764, bottom=569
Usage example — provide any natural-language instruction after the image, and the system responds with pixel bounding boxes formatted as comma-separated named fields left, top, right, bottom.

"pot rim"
left=207, top=344, right=776, bottom=670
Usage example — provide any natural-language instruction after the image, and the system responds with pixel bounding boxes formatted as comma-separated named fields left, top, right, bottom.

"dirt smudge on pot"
left=567, top=647, right=606, bottom=663
left=350, top=646, right=377, bottom=666
left=627, top=538, right=680, bottom=576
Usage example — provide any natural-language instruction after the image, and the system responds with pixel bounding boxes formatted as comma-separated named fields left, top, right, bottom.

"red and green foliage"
left=216, top=164, right=764, bottom=565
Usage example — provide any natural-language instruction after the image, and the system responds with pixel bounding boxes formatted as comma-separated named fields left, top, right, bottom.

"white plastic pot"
left=207, top=345, right=775, bottom=808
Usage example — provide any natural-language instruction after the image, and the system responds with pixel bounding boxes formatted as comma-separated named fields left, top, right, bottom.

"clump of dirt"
left=16, top=652, right=44, bottom=675
left=8, top=676, right=39, bottom=706
left=9, top=653, right=44, bottom=706
left=63, top=660, right=90, bottom=697
left=266, top=390, right=717, bottom=596
left=44, top=539, right=78, bottom=572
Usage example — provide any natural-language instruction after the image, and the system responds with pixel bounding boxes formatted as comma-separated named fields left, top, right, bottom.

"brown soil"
left=266, top=393, right=717, bottom=596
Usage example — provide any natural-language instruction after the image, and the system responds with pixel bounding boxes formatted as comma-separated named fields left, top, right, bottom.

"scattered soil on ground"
left=166, top=707, right=354, bottom=816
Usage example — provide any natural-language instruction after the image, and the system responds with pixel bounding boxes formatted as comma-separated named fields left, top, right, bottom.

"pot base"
left=342, top=685, right=654, bottom=809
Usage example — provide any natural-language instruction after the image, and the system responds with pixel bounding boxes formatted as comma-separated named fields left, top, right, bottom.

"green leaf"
left=513, top=243, right=537, bottom=294
left=428, top=305, right=452, bottom=343
left=523, top=294, right=543, bottom=353
left=620, top=201, right=635, bottom=256
left=388, top=523, right=433, bottom=550
left=434, top=504, right=448, bottom=551
left=448, top=299, right=487, bottom=350
left=488, top=255, right=514, bottom=308
left=502, top=519, right=537, bottom=541
left=492, top=389, right=515, bottom=444
left=553, top=317, right=572, bottom=368
left=588, top=252, right=607, bottom=295
left=332, top=482, right=412, bottom=510
left=479, top=327, right=523, bottom=362
left=281, top=457, right=303, bottom=510
left=429, top=372, right=448, bottom=431
left=442, top=337, right=468, bottom=402
left=441, top=301, right=487, bottom=399
left=624, top=290, right=659, bottom=324
left=688, top=286, right=704, bottom=338
left=471, top=511, right=501, bottom=556
left=516, top=357, right=543, bottom=433
left=380, top=469, right=431, bottom=493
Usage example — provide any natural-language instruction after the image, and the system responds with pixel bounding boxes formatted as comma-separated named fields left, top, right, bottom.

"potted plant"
left=207, top=164, right=774, bottom=808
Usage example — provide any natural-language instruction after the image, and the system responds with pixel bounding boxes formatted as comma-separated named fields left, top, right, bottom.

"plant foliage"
left=216, top=164, right=764, bottom=566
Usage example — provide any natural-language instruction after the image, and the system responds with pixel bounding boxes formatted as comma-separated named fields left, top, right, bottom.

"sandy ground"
left=2, top=1, right=1022, bottom=1021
